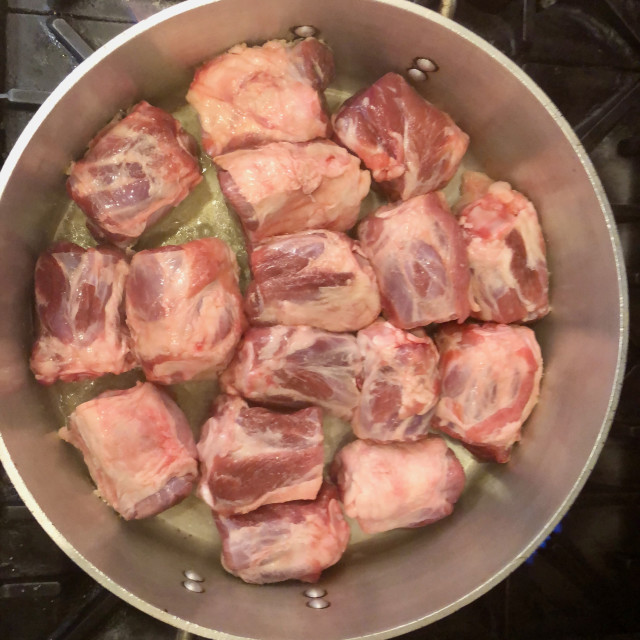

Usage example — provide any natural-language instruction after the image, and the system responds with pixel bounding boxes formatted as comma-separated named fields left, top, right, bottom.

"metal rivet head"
left=182, top=580, right=205, bottom=593
left=306, top=598, right=330, bottom=609
left=292, top=25, right=318, bottom=38
left=183, top=569, right=204, bottom=582
left=407, top=68, right=427, bottom=83
left=303, top=586, right=327, bottom=598
left=415, top=57, right=439, bottom=72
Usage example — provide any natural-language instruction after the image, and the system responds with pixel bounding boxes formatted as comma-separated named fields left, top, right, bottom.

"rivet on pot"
left=407, top=68, right=427, bottom=83
left=306, top=598, right=330, bottom=609
left=415, top=57, right=439, bottom=72
left=182, top=580, right=205, bottom=593
left=183, top=569, right=204, bottom=582
left=292, top=25, right=318, bottom=38
left=303, top=586, right=327, bottom=598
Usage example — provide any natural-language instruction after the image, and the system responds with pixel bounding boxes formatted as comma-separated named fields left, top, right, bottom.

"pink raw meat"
left=59, top=382, right=198, bottom=520
left=245, top=230, right=381, bottom=332
left=214, top=483, right=350, bottom=584
left=67, top=101, right=201, bottom=247
left=332, top=72, right=468, bottom=200
left=331, top=437, right=465, bottom=534
left=125, top=237, right=244, bottom=384
left=354, top=320, right=440, bottom=442
left=433, top=322, right=543, bottom=463
left=455, top=171, right=550, bottom=323
left=221, top=325, right=362, bottom=421
left=358, top=192, right=471, bottom=328
left=30, top=242, right=135, bottom=385
left=197, top=395, right=324, bottom=515
left=215, top=140, right=370, bottom=243
left=187, top=38, right=334, bottom=158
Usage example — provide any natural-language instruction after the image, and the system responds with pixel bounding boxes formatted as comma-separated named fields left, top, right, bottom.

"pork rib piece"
left=221, top=325, right=362, bottom=421
left=358, top=193, right=471, bottom=328
left=67, top=101, right=201, bottom=247
left=215, top=482, right=350, bottom=584
left=332, top=437, right=465, bottom=534
left=433, top=322, right=543, bottom=463
left=455, top=171, right=550, bottom=323
left=245, top=230, right=381, bottom=332
left=354, top=320, right=440, bottom=442
left=187, top=38, right=334, bottom=158
left=30, top=242, right=135, bottom=385
left=59, top=382, right=198, bottom=520
left=125, top=237, right=244, bottom=385
left=332, top=72, right=469, bottom=201
left=197, top=395, right=324, bottom=515
left=215, top=140, right=370, bottom=244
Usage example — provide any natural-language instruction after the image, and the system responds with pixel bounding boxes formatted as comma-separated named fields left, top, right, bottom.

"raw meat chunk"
left=354, top=320, right=440, bottom=441
left=197, top=395, right=324, bottom=515
left=215, top=140, right=370, bottom=243
left=433, top=322, right=543, bottom=463
left=125, top=238, right=244, bottom=384
left=67, top=101, right=201, bottom=247
left=455, top=172, right=550, bottom=323
left=358, top=193, right=471, bottom=328
left=221, top=325, right=362, bottom=421
left=332, top=437, right=465, bottom=534
left=214, top=483, right=350, bottom=584
left=187, top=38, right=334, bottom=158
left=245, top=230, right=381, bottom=332
left=30, top=242, right=135, bottom=385
left=59, top=382, right=198, bottom=520
left=332, top=72, right=469, bottom=200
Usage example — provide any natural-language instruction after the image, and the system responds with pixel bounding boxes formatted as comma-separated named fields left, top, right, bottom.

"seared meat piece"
left=125, top=238, right=244, bottom=385
left=59, top=382, right=198, bottom=520
left=358, top=193, right=471, bottom=328
left=187, top=38, right=334, bottom=157
left=433, top=322, right=543, bottom=463
left=245, top=230, right=380, bottom=332
left=455, top=171, right=550, bottom=323
left=67, top=101, right=201, bottom=247
left=197, top=395, right=324, bottom=516
left=354, top=320, right=440, bottom=442
left=332, top=437, right=465, bottom=534
left=221, top=325, right=362, bottom=421
left=214, top=483, right=350, bottom=584
left=332, top=72, right=468, bottom=200
left=215, top=140, right=370, bottom=244
left=30, top=242, right=135, bottom=385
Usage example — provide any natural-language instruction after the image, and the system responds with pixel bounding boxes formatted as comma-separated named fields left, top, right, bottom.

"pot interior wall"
left=0, top=1, right=626, bottom=639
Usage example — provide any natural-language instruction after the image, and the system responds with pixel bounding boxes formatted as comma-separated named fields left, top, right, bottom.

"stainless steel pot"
left=0, top=1, right=628, bottom=639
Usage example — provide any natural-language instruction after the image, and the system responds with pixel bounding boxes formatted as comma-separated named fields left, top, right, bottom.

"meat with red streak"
left=433, top=322, right=543, bottom=463
left=245, top=230, right=381, bottom=332
left=187, top=38, right=334, bottom=158
left=59, top=382, right=199, bottom=520
left=221, top=325, right=362, bottom=421
left=454, top=171, right=550, bottom=323
left=215, top=140, right=370, bottom=244
left=67, top=101, right=201, bottom=247
left=214, top=482, right=350, bottom=584
left=197, top=395, right=324, bottom=515
left=30, top=242, right=136, bottom=385
left=332, top=72, right=469, bottom=200
left=358, top=193, right=471, bottom=328
left=331, top=437, right=465, bottom=534
left=125, top=238, right=244, bottom=384
left=354, top=320, right=440, bottom=441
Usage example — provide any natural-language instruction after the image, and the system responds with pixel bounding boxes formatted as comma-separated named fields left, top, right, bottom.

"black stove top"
left=1, top=1, right=639, bottom=639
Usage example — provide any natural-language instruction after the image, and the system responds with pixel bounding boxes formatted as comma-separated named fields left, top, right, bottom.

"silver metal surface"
left=307, top=598, right=331, bottom=609
left=48, top=18, right=95, bottom=62
left=303, top=587, right=327, bottom=598
left=0, top=88, right=50, bottom=105
left=182, top=580, right=205, bottom=594
left=438, top=0, right=457, bottom=19
left=183, top=569, right=205, bottom=582
left=0, top=1, right=628, bottom=639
